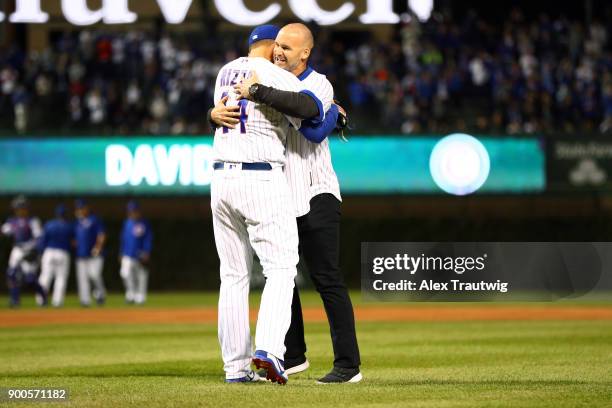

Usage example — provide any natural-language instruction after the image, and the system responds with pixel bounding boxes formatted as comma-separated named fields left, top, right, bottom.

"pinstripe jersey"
left=285, top=68, right=341, bottom=217
left=213, top=57, right=302, bottom=166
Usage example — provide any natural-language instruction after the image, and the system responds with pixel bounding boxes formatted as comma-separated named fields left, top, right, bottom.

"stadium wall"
left=1, top=196, right=612, bottom=292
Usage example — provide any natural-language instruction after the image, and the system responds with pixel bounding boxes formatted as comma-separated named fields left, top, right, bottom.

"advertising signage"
left=0, top=136, right=544, bottom=196
left=547, top=136, right=612, bottom=192
left=0, top=0, right=434, bottom=26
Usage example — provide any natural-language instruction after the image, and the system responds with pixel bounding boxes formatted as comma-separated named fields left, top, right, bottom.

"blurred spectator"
left=600, top=74, right=612, bottom=133
left=86, top=87, right=106, bottom=125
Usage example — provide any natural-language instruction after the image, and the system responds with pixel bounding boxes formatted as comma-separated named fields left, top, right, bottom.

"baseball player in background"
left=119, top=200, right=153, bottom=305
left=74, top=199, right=107, bottom=307
left=1, top=195, right=47, bottom=308
left=215, top=23, right=362, bottom=383
left=211, top=24, right=330, bottom=385
left=38, top=204, right=74, bottom=307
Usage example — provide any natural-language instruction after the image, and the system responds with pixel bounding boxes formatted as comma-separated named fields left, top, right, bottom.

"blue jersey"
left=75, top=214, right=105, bottom=258
left=40, top=218, right=74, bottom=252
left=1, top=216, right=42, bottom=248
left=121, top=218, right=153, bottom=259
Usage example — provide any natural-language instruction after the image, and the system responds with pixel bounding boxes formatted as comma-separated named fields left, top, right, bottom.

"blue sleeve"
left=70, top=222, right=77, bottom=246
left=69, top=222, right=76, bottom=252
left=96, top=217, right=106, bottom=235
left=299, top=90, right=324, bottom=124
left=298, top=104, right=339, bottom=144
left=142, top=222, right=153, bottom=254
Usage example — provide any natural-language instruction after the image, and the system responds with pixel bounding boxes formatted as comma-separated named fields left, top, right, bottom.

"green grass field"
left=1, top=292, right=611, bottom=407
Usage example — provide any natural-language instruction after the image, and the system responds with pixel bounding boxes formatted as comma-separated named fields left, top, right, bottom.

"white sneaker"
left=285, top=360, right=310, bottom=376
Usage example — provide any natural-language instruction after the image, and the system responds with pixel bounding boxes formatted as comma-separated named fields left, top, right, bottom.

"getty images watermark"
left=361, top=243, right=611, bottom=301
left=371, top=252, right=508, bottom=293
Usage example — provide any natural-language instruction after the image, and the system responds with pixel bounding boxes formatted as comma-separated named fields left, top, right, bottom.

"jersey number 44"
left=222, top=92, right=249, bottom=134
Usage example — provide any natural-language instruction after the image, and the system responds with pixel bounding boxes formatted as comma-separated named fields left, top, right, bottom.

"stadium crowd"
left=0, top=7, right=610, bottom=136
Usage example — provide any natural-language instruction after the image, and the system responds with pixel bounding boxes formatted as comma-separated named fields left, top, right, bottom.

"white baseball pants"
left=211, top=166, right=298, bottom=380
left=120, top=256, right=149, bottom=304
left=8, top=246, right=37, bottom=274
left=76, top=256, right=106, bottom=305
left=38, top=248, right=70, bottom=307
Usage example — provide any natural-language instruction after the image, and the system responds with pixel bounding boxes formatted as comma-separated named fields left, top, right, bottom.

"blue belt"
left=213, top=162, right=272, bottom=171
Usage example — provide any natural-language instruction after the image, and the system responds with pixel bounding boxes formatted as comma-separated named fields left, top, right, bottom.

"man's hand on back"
left=211, top=95, right=241, bottom=128
left=234, top=71, right=260, bottom=100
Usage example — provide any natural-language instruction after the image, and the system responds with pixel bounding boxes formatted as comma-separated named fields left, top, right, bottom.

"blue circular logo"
left=429, top=134, right=490, bottom=196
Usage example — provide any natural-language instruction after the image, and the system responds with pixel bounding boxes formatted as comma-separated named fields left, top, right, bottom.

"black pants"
left=284, top=193, right=361, bottom=369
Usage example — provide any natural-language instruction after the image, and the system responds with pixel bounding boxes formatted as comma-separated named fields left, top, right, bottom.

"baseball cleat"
left=252, top=350, right=288, bottom=385
left=316, top=367, right=362, bottom=384
left=35, top=294, right=48, bottom=307
left=225, top=370, right=263, bottom=383
left=285, top=359, right=310, bottom=376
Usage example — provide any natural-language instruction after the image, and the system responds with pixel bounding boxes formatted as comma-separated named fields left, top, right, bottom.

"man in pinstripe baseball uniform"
left=211, top=25, right=329, bottom=385
left=216, top=23, right=362, bottom=384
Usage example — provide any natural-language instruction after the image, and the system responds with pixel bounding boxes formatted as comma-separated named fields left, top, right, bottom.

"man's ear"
left=302, top=48, right=311, bottom=61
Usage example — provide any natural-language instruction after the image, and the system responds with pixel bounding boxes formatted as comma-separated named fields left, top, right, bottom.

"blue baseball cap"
left=248, top=24, right=280, bottom=47
left=74, top=198, right=88, bottom=209
left=55, top=204, right=66, bottom=217
left=127, top=200, right=139, bottom=212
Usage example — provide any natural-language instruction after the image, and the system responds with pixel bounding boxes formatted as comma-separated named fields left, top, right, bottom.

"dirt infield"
left=1, top=305, right=612, bottom=328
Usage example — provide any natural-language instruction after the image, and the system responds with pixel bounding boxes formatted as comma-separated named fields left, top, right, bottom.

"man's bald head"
left=280, top=23, right=314, bottom=49
left=273, top=23, right=315, bottom=76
